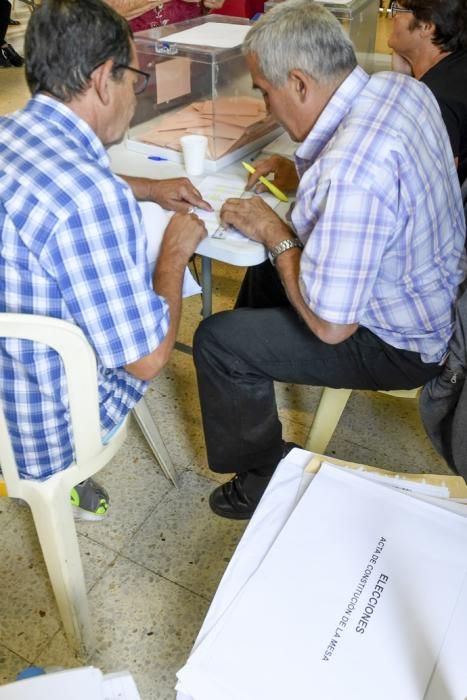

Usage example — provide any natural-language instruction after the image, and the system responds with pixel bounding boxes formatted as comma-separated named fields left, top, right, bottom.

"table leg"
left=201, top=256, right=212, bottom=318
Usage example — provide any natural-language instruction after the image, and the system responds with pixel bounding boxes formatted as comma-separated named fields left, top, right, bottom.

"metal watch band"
left=268, top=238, right=304, bottom=266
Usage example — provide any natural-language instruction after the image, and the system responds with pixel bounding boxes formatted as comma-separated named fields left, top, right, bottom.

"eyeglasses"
left=390, top=2, right=413, bottom=17
left=89, top=61, right=150, bottom=95
left=114, top=64, right=150, bottom=95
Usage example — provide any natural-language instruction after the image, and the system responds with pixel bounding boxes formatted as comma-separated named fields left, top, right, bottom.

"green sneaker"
left=70, top=478, right=109, bottom=521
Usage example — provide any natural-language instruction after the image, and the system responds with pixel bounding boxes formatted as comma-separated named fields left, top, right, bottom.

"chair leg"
left=305, top=388, right=353, bottom=454
left=133, top=398, right=179, bottom=488
left=25, top=482, right=93, bottom=656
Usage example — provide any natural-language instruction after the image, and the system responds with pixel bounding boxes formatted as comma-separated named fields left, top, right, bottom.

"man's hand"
left=245, top=155, right=299, bottom=195
left=220, top=196, right=291, bottom=247
left=120, top=174, right=213, bottom=213
left=157, top=211, right=207, bottom=268
left=148, top=177, right=213, bottom=213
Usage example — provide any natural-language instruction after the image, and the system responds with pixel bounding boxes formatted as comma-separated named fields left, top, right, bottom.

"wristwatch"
left=268, top=238, right=304, bottom=266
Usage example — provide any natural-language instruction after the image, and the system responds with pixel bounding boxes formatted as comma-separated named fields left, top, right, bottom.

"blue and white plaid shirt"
left=293, top=67, right=466, bottom=363
left=0, top=95, right=170, bottom=479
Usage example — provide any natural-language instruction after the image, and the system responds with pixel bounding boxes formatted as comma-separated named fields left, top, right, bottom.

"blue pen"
left=148, top=155, right=168, bottom=162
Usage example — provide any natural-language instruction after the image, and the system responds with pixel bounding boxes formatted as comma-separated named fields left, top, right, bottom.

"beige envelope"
left=155, top=57, right=192, bottom=105
left=141, top=127, right=187, bottom=146
left=192, top=122, right=245, bottom=140
left=200, top=97, right=264, bottom=116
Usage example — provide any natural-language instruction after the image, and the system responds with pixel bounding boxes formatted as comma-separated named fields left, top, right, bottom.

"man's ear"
left=288, top=69, right=314, bottom=104
left=419, top=20, right=436, bottom=39
left=89, top=59, right=114, bottom=106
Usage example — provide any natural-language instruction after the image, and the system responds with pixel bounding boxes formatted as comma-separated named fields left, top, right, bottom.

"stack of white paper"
left=0, top=667, right=141, bottom=700
left=176, top=449, right=467, bottom=700
left=165, top=23, right=251, bottom=49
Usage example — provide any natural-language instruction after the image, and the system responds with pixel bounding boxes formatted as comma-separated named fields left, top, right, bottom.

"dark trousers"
left=0, top=0, right=11, bottom=44
left=193, top=261, right=442, bottom=476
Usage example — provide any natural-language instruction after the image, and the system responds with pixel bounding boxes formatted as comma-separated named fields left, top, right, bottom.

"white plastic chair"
left=305, top=386, right=421, bottom=454
left=16, top=0, right=37, bottom=12
left=0, top=313, right=176, bottom=655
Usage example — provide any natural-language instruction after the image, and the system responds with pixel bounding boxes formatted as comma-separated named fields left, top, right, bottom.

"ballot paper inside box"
left=126, top=16, right=282, bottom=171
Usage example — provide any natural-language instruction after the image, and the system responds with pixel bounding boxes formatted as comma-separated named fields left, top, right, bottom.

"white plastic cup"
left=180, top=134, right=208, bottom=176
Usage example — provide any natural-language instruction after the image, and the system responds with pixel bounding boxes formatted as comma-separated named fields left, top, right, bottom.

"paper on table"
left=164, top=22, right=251, bottom=49
left=139, top=201, right=201, bottom=297
left=193, top=173, right=279, bottom=241
left=177, top=463, right=467, bottom=700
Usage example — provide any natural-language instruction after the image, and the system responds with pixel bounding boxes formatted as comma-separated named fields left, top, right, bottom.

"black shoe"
left=209, top=471, right=271, bottom=520
left=0, top=48, right=11, bottom=68
left=1, top=44, right=24, bottom=67
left=209, top=441, right=301, bottom=520
left=8, top=18, right=21, bottom=25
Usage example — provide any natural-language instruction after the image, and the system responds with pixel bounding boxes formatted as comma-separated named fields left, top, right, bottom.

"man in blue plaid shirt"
left=193, top=0, right=467, bottom=520
left=0, top=0, right=207, bottom=518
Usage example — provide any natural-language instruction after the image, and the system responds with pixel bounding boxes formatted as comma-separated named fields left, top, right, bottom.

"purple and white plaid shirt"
left=293, top=66, right=466, bottom=363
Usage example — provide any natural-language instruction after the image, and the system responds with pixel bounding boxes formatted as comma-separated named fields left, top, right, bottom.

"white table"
left=107, top=143, right=269, bottom=317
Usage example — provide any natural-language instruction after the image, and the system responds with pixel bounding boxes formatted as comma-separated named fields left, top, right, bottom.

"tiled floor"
left=0, top=10, right=451, bottom=699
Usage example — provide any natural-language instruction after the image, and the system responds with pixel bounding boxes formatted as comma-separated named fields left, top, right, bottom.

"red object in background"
left=210, top=0, right=264, bottom=19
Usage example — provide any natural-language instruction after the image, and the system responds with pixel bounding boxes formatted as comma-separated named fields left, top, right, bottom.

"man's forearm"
left=275, top=247, right=358, bottom=344
left=121, top=174, right=159, bottom=201
left=123, top=211, right=206, bottom=381
left=123, top=260, right=184, bottom=380
left=152, top=258, right=184, bottom=357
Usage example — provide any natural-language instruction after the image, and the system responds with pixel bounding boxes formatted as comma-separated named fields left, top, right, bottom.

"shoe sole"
left=72, top=506, right=108, bottom=522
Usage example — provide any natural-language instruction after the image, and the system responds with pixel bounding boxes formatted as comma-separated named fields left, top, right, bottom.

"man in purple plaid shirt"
left=193, top=0, right=467, bottom=520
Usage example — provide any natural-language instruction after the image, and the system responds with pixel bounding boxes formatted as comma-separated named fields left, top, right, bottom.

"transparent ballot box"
left=126, top=16, right=282, bottom=171
left=263, top=0, right=378, bottom=73
left=323, top=0, right=378, bottom=71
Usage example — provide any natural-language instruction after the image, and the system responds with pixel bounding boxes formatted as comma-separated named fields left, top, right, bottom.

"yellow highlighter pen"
left=241, top=161, right=289, bottom=203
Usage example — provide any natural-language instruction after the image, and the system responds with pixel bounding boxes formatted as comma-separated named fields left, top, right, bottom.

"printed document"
left=194, top=173, right=280, bottom=241
left=177, top=459, right=467, bottom=700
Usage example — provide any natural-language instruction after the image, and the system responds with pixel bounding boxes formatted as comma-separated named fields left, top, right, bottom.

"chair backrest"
left=0, top=314, right=106, bottom=493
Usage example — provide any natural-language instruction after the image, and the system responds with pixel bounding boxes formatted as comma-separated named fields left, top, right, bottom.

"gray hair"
left=243, top=0, right=357, bottom=86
